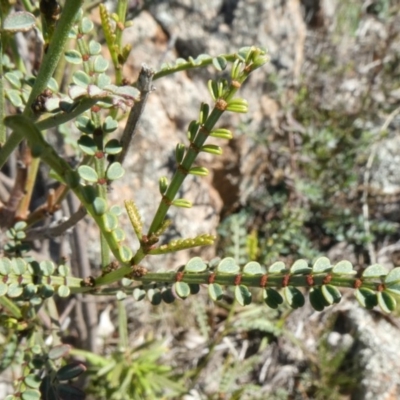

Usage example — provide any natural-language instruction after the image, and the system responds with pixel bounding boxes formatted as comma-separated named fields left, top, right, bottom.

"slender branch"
left=117, top=65, right=154, bottom=165
left=25, top=207, right=87, bottom=241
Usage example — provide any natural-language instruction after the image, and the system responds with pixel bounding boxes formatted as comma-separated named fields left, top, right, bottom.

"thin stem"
left=0, top=0, right=84, bottom=169
left=117, top=65, right=154, bottom=165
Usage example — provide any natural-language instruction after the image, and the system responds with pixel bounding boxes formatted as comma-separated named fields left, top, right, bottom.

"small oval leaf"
left=235, top=285, right=252, bottom=306
left=48, top=344, right=71, bottom=360
left=243, top=261, right=263, bottom=275
left=3, top=12, right=36, bottom=33
left=56, top=362, right=87, bottom=381
left=78, top=165, right=98, bottom=182
left=65, top=50, right=83, bottom=64
left=268, top=261, right=286, bottom=274
left=174, top=282, right=191, bottom=299
left=354, top=288, right=378, bottom=309
left=378, top=291, right=396, bottom=313
left=77, top=135, right=97, bottom=156
left=332, top=260, right=356, bottom=275
left=321, top=284, right=342, bottom=305
left=283, top=287, right=305, bottom=309
left=263, top=288, right=283, bottom=309
left=106, top=162, right=125, bottom=180
left=208, top=283, right=223, bottom=301
left=309, top=287, right=328, bottom=311
left=58, top=285, right=70, bottom=297
left=185, top=257, right=207, bottom=272
left=362, top=264, right=388, bottom=278
left=385, top=267, right=400, bottom=284
left=217, top=257, right=240, bottom=274
left=290, top=259, right=311, bottom=275
left=312, top=257, right=332, bottom=273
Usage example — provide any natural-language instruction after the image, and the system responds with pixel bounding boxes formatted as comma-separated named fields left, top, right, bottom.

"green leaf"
left=210, top=128, right=233, bottom=140
left=58, top=285, right=70, bottom=297
left=263, top=288, right=283, bottom=309
left=283, top=287, right=305, bottom=309
left=133, top=287, right=146, bottom=301
left=243, top=261, right=263, bottom=275
left=235, top=285, right=252, bottom=306
left=174, top=282, right=191, bottom=298
left=354, top=288, right=378, bottom=309
left=81, top=185, right=97, bottom=203
left=171, top=199, right=192, bottom=208
left=77, top=135, right=97, bottom=156
left=78, top=166, right=98, bottom=182
left=0, top=258, right=12, bottom=275
left=76, top=116, right=95, bottom=134
left=208, top=283, right=223, bottom=301
left=119, top=246, right=132, bottom=262
left=312, top=257, right=332, bottom=273
left=362, top=264, right=388, bottom=278
left=112, top=228, right=126, bottom=241
left=162, top=288, right=175, bottom=304
left=290, top=259, right=311, bottom=275
left=103, top=116, right=118, bottom=133
left=102, top=212, right=118, bottom=232
left=217, top=257, right=240, bottom=274
left=212, top=56, right=227, bottom=71
left=385, top=280, right=400, bottom=296
left=201, top=144, right=223, bottom=155
left=65, top=50, right=83, bottom=64
left=24, top=374, right=41, bottom=389
left=7, top=283, right=23, bottom=298
left=6, top=89, right=23, bottom=107
left=92, top=197, right=107, bottom=216
left=47, top=77, right=59, bottom=92
left=106, top=162, right=125, bottom=180
left=385, top=267, right=400, bottom=284
left=69, top=85, right=87, bottom=100
left=105, top=139, right=122, bottom=154
left=189, top=166, right=209, bottom=176
left=58, top=265, right=70, bottom=276
left=309, top=287, right=328, bottom=311
left=89, top=40, right=102, bottom=55
left=97, top=73, right=111, bottom=88
left=110, top=205, right=123, bottom=216
left=332, top=260, right=356, bottom=275
left=80, top=17, right=94, bottom=34
left=321, top=284, right=341, bottom=305
left=21, top=389, right=41, bottom=400
left=147, top=288, right=162, bottom=305
left=56, top=384, right=85, bottom=400
left=73, top=70, right=91, bottom=87
left=3, top=12, right=36, bottom=33
left=93, top=56, right=109, bottom=72
left=48, top=344, right=71, bottom=360
left=5, top=72, right=22, bottom=88
left=185, top=257, right=207, bottom=272
left=378, top=291, right=396, bottom=313
left=57, top=362, right=87, bottom=381
left=268, top=261, right=286, bottom=273
left=0, top=283, right=8, bottom=296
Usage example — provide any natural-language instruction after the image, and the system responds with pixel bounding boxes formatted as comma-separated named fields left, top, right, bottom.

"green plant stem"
left=153, top=54, right=238, bottom=81
left=0, top=32, right=5, bottom=145
left=4, top=115, right=127, bottom=264
left=0, top=0, right=84, bottom=169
